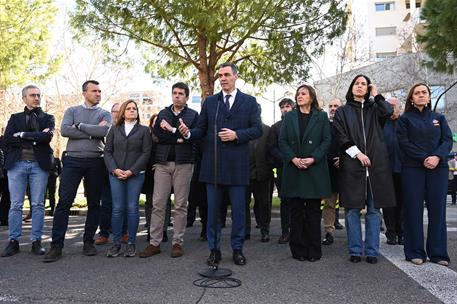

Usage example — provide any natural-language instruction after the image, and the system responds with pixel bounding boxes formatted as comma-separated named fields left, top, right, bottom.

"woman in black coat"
left=333, top=75, right=395, bottom=264
left=397, top=83, right=452, bottom=266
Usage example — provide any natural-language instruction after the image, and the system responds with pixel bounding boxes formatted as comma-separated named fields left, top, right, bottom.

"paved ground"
left=0, top=202, right=456, bottom=304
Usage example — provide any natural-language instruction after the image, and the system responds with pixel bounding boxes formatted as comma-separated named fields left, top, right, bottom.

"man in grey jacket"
left=44, top=80, right=111, bottom=262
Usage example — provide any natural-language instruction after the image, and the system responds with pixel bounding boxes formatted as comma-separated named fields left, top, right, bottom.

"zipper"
left=360, top=101, right=371, bottom=201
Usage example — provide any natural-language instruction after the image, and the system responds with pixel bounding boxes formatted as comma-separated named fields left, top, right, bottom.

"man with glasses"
left=1, top=85, right=55, bottom=257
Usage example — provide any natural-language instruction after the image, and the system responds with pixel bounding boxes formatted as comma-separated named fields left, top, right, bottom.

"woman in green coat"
left=279, top=84, right=331, bottom=262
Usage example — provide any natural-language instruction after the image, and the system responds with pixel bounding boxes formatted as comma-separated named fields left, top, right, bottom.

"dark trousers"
left=275, top=168, right=290, bottom=236
left=382, top=172, right=403, bottom=238
left=289, top=198, right=322, bottom=259
left=245, top=178, right=272, bottom=235
left=187, top=180, right=208, bottom=229
left=0, top=175, right=10, bottom=224
left=47, top=175, right=57, bottom=213
left=402, top=167, right=449, bottom=263
left=219, top=188, right=231, bottom=225
left=450, top=178, right=457, bottom=204
left=51, top=156, right=106, bottom=247
left=206, top=184, right=246, bottom=251
left=98, top=178, right=127, bottom=237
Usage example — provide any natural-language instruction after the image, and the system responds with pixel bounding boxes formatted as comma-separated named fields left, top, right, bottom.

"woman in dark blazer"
left=397, top=83, right=452, bottom=266
left=333, top=75, right=395, bottom=264
left=279, top=84, right=331, bottom=262
left=104, top=100, right=152, bottom=257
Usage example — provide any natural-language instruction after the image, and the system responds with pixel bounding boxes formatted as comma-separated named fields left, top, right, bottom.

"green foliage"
left=71, top=0, right=347, bottom=95
left=417, top=0, right=457, bottom=73
left=0, top=0, right=61, bottom=89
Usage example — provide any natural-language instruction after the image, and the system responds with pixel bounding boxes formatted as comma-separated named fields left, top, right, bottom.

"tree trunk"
left=197, top=31, right=216, bottom=102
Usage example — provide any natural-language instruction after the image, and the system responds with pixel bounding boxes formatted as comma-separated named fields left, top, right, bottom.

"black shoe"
left=82, top=241, right=97, bottom=256
left=366, top=256, right=378, bottom=264
left=162, top=231, right=168, bottom=242
left=308, top=257, right=320, bottom=262
left=386, top=235, right=397, bottom=245
left=322, top=233, right=334, bottom=245
left=1, top=240, right=19, bottom=257
left=31, top=240, right=46, bottom=255
left=260, top=230, right=270, bottom=243
left=278, top=234, right=290, bottom=244
left=293, top=256, right=306, bottom=262
left=207, top=249, right=221, bottom=266
left=397, top=235, right=404, bottom=245
left=350, top=255, right=362, bottom=263
left=244, top=234, right=251, bottom=240
left=233, top=251, right=246, bottom=266
left=43, top=245, right=62, bottom=263
left=334, top=222, right=344, bottom=230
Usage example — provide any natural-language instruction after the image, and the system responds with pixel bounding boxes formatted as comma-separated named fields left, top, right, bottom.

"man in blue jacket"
left=179, top=62, right=262, bottom=266
left=1, top=85, right=55, bottom=257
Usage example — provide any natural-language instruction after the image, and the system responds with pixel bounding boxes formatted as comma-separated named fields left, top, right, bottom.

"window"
left=375, top=2, right=395, bottom=12
left=406, top=0, right=422, bottom=9
left=375, top=52, right=397, bottom=61
left=375, top=26, right=396, bottom=36
left=430, top=85, right=446, bottom=111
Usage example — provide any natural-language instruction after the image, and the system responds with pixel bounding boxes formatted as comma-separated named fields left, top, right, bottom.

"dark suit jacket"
left=190, top=90, right=262, bottom=186
left=4, top=110, right=55, bottom=171
left=249, top=123, right=273, bottom=181
left=104, top=122, right=152, bottom=175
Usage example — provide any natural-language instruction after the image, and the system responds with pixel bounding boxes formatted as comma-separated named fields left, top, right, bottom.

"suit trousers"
left=206, top=184, right=246, bottom=251
left=245, top=178, right=272, bottom=235
left=289, top=198, right=322, bottom=259
left=382, top=173, right=403, bottom=238
left=149, top=162, right=193, bottom=246
left=402, top=167, right=449, bottom=263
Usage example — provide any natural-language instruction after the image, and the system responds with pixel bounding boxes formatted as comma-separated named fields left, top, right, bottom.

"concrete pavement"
left=0, top=204, right=456, bottom=304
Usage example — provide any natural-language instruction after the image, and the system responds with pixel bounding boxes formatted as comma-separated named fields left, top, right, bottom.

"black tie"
left=225, top=94, right=231, bottom=111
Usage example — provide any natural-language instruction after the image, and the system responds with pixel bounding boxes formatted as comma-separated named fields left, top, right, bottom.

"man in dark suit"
left=267, top=98, right=294, bottom=244
left=178, top=62, right=262, bottom=266
left=1, top=85, right=55, bottom=257
left=246, top=115, right=273, bottom=242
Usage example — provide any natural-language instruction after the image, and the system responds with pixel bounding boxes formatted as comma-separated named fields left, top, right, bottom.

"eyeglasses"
left=28, top=94, right=41, bottom=98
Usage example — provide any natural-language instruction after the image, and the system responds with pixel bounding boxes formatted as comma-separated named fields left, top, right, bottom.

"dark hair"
left=82, top=80, right=100, bottom=92
left=404, top=83, right=432, bottom=113
left=345, top=74, right=372, bottom=102
left=295, top=84, right=320, bottom=110
left=172, top=82, right=190, bottom=97
left=116, top=99, right=140, bottom=126
left=217, top=62, right=238, bottom=75
left=279, top=98, right=294, bottom=108
left=148, top=113, right=158, bottom=129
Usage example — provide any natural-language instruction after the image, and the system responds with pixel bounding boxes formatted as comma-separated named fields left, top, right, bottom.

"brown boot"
left=139, top=244, right=161, bottom=258
left=171, top=244, right=183, bottom=258
left=94, top=236, right=109, bottom=245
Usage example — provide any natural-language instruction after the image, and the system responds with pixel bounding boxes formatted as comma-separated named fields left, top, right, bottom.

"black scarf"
left=24, top=107, right=42, bottom=132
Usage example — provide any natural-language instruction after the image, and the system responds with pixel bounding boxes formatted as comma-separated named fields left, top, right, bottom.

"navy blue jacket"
left=4, top=109, right=55, bottom=171
left=397, top=107, right=452, bottom=168
left=190, top=90, right=262, bottom=186
left=383, top=119, right=402, bottom=173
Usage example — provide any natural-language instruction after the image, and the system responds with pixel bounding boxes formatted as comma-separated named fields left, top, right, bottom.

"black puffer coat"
left=333, top=95, right=396, bottom=209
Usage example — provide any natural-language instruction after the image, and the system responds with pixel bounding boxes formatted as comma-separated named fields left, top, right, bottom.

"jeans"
left=51, top=156, right=105, bottom=247
left=345, top=183, right=380, bottom=257
left=7, top=161, right=48, bottom=241
left=109, top=173, right=144, bottom=244
left=99, top=178, right=127, bottom=238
